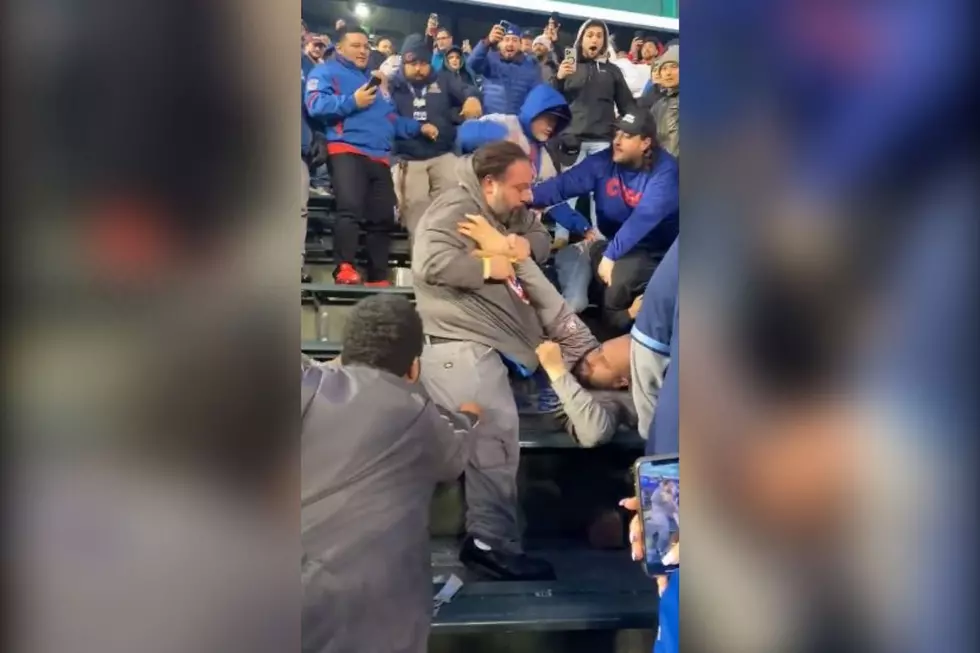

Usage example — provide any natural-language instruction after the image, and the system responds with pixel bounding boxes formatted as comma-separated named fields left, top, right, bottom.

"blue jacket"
left=389, top=68, right=474, bottom=161
left=467, top=39, right=542, bottom=115
left=457, top=85, right=586, bottom=230
left=304, top=54, right=421, bottom=163
left=653, top=571, right=679, bottom=653
left=632, top=238, right=678, bottom=356
left=531, top=149, right=679, bottom=260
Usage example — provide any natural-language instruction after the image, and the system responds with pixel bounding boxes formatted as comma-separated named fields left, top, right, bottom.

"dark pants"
left=557, top=240, right=662, bottom=336
left=328, top=153, right=397, bottom=282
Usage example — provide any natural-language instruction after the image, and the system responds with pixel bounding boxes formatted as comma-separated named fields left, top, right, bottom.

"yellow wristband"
left=482, top=257, right=491, bottom=279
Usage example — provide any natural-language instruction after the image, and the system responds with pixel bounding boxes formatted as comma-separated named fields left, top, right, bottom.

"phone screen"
left=366, top=75, right=382, bottom=89
left=634, top=455, right=679, bottom=576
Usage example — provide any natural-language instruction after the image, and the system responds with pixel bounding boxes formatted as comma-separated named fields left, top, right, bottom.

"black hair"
left=436, top=27, right=452, bottom=37
left=338, top=24, right=367, bottom=41
left=341, top=295, right=423, bottom=377
left=472, top=140, right=530, bottom=181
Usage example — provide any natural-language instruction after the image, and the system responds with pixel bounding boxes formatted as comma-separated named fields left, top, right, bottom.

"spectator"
left=467, top=22, right=542, bottom=116
left=376, top=36, right=394, bottom=57
left=551, top=19, right=636, bottom=237
left=305, top=25, right=424, bottom=286
left=630, top=237, right=676, bottom=441
left=367, top=35, right=389, bottom=70
left=639, top=44, right=679, bottom=158
left=412, top=142, right=555, bottom=581
left=629, top=36, right=663, bottom=66
left=531, top=35, right=558, bottom=83
left=457, top=84, right=587, bottom=235
left=424, top=15, right=455, bottom=72
left=530, top=112, right=678, bottom=333
left=302, top=295, right=482, bottom=653
left=520, top=29, right=535, bottom=55
left=613, top=50, right=653, bottom=99
left=390, top=34, right=482, bottom=234
left=443, top=44, right=478, bottom=90
left=302, top=34, right=332, bottom=198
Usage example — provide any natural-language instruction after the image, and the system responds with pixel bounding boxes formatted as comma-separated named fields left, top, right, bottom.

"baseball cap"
left=614, top=112, right=657, bottom=139
left=521, top=29, right=536, bottom=40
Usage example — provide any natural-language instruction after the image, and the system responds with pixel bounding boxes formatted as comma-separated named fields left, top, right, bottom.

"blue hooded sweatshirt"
left=530, top=149, right=679, bottom=260
left=466, top=29, right=542, bottom=115
left=457, top=85, right=586, bottom=230
left=304, top=53, right=421, bottom=164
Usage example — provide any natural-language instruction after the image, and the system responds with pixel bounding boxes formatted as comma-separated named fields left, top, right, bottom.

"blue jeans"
left=553, top=140, right=611, bottom=242
left=554, top=241, right=599, bottom=314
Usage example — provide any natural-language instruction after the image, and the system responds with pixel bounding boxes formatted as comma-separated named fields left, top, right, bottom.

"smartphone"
left=365, top=75, right=382, bottom=89
left=564, top=47, right=577, bottom=63
left=429, top=13, right=439, bottom=23
left=498, top=20, right=514, bottom=31
left=633, top=454, right=679, bottom=577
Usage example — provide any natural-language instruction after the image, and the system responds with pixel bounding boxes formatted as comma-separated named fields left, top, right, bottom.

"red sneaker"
left=333, top=263, right=362, bottom=285
left=363, top=280, right=391, bottom=288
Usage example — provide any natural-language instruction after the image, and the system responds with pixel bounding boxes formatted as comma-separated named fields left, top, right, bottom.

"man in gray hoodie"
left=412, top=141, right=563, bottom=580
left=301, top=295, right=486, bottom=653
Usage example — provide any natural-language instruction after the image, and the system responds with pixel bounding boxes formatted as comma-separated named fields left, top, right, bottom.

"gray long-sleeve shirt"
left=301, top=363, right=480, bottom=653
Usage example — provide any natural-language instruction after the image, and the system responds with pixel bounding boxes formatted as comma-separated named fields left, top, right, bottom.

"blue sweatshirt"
left=531, top=149, right=679, bottom=260
left=304, top=54, right=421, bottom=163
left=632, top=237, right=678, bottom=356
left=653, top=571, right=679, bottom=653
left=457, top=84, right=588, bottom=232
left=466, top=39, right=542, bottom=115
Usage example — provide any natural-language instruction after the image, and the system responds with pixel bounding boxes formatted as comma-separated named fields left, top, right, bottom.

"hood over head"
left=573, top=19, right=616, bottom=62
left=518, top=84, right=571, bottom=141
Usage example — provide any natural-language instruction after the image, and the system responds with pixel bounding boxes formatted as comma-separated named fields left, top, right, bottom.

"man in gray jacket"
left=412, top=141, right=561, bottom=581
left=301, top=295, right=486, bottom=653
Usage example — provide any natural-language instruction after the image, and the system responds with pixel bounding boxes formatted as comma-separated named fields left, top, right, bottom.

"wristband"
left=482, top=257, right=491, bottom=279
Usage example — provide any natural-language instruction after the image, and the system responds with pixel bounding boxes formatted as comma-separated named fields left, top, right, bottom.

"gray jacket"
left=301, top=363, right=476, bottom=653
left=412, top=156, right=553, bottom=369
left=647, top=88, right=679, bottom=158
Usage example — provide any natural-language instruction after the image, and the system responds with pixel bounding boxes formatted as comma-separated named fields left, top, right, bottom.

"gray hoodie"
left=301, top=362, right=478, bottom=653
left=411, top=156, right=554, bottom=369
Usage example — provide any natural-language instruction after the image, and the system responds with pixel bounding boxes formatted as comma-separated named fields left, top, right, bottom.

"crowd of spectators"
left=300, top=9, right=679, bottom=653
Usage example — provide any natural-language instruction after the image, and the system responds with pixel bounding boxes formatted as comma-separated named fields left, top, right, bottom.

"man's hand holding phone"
left=620, top=496, right=679, bottom=596
left=488, top=24, right=505, bottom=45
left=354, top=76, right=381, bottom=108
left=557, top=57, right=576, bottom=80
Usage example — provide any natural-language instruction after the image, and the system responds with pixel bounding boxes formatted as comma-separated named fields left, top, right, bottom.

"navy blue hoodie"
left=389, top=35, right=476, bottom=162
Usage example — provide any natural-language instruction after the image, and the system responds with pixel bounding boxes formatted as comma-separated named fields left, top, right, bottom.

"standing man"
left=640, top=44, right=679, bottom=158
left=520, top=29, right=536, bottom=55
left=411, top=142, right=554, bottom=581
left=389, top=34, right=482, bottom=234
left=467, top=22, right=542, bottom=116
left=531, top=35, right=559, bottom=83
left=305, top=25, right=433, bottom=286
left=302, top=295, right=485, bottom=653
left=302, top=33, right=332, bottom=198
left=529, top=112, right=678, bottom=333
left=551, top=19, right=637, bottom=239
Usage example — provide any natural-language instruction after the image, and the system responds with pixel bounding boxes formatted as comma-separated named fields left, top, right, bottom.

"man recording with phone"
left=467, top=21, right=542, bottom=116
left=305, top=24, right=435, bottom=286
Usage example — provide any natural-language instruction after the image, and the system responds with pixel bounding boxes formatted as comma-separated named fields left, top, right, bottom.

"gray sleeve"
left=413, top=208, right=486, bottom=289
left=423, top=401, right=472, bottom=482
left=550, top=372, right=617, bottom=448
left=509, top=208, right=552, bottom=264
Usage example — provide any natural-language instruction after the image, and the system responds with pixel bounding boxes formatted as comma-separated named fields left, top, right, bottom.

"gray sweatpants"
left=420, top=339, right=522, bottom=554
left=630, top=340, right=670, bottom=439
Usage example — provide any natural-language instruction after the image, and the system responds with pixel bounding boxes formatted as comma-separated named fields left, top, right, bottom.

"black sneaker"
left=459, top=535, right=555, bottom=581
